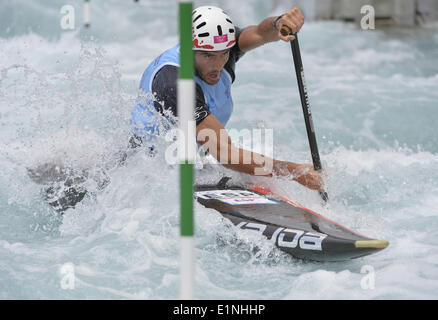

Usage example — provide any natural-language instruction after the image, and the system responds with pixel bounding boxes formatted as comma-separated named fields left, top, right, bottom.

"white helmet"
left=192, top=6, right=236, bottom=51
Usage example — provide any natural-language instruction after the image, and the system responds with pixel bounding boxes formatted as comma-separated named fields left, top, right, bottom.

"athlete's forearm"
left=221, top=147, right=274, bottom=176
left=255, top=16, right=281, bottom=44
left=220, top=144, right=299, bottom=178
left=238, top=16, right=280, bottom=52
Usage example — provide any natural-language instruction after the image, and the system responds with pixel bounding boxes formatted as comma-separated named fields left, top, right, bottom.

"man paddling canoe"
left=29, top=6, right=324, bottom=213
left=131, top=5, right=324, bottom=192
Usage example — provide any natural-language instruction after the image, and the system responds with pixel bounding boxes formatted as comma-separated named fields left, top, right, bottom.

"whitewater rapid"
left=1, top=0, right=437, bottom=299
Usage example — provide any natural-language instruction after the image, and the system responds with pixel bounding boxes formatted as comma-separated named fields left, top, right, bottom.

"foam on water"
left=1, top=0, right=437, bottom=299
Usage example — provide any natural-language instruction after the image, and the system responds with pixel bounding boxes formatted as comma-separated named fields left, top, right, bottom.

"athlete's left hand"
left=275, top=8, right=305, bottom=42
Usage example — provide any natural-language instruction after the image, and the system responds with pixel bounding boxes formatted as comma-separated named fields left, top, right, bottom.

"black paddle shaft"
left=287, top=33, right=328, bottom=201
left=290, top=35, right=322, bottom=169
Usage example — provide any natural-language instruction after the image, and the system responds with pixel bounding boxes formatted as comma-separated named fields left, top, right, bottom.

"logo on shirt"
left=194, top=105, right=209, bottom=122
left=225, top=88, right=231, bottom=99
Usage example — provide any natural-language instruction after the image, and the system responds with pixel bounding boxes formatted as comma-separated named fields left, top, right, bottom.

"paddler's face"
left=194, top=49, right=230, bottom=85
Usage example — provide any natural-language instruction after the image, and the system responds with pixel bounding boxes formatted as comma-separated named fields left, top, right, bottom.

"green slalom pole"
left=84, top=0, right=90, bottom=28
left=178, top=0, right=195, bottom=300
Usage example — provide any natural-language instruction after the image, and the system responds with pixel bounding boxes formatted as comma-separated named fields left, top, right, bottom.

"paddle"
left=281, top=26, right=328, bottom=202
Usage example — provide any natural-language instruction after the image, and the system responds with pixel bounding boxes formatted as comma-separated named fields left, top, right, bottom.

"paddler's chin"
left=194, top=71, right=220, bottom=85
left=203, top=71, right=220, bottom=84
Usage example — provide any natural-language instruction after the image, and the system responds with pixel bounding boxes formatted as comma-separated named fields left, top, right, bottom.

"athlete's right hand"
left=289, top=163, right=324, bottom=192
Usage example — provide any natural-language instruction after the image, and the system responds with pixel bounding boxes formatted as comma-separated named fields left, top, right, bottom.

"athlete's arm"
left=238, top=8, right=304, bottom=52
left=196, top=114, right=323, bottom=191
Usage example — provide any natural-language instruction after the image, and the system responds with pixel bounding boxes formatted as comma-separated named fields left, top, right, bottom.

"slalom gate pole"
left=178, top=0, right=195, bottom=300
left=84, top=0, right=90, bottom=28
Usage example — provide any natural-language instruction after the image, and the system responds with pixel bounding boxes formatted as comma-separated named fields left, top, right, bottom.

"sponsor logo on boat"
left=196, top=190, right=277, bottom=205
left=236, top=222, right=327, bottom=251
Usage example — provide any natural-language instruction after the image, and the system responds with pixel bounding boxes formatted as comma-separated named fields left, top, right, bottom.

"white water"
left=1, top=0, right=437, bottom=299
